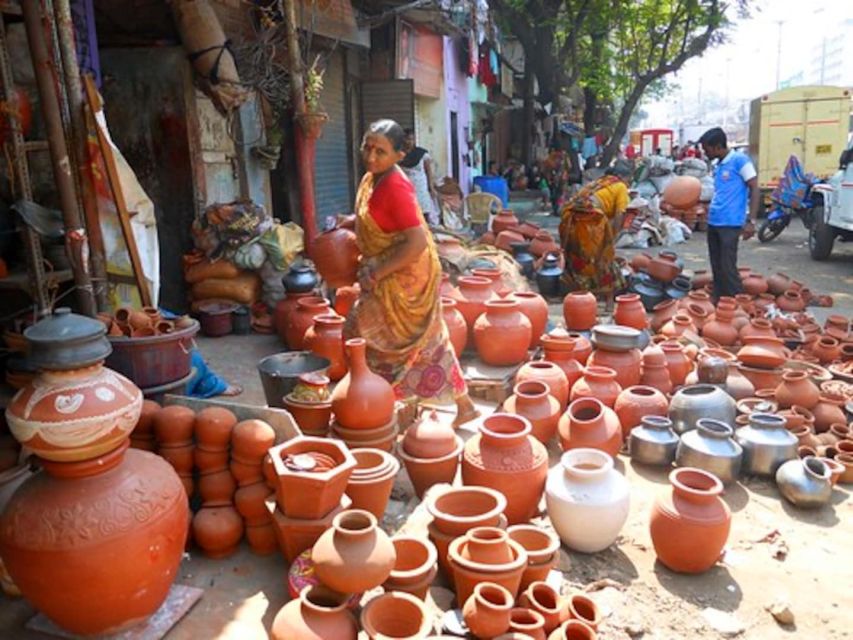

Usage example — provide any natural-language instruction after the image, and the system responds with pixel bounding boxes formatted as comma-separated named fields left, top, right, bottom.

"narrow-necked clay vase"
left=331, top=338, right=396, bottom=430
left=442, top=297, right=468, bottom=357
left=463, top=582, right=514, bottom=638
left=613, top=293, right=647, bottom=330
left=775, top=370, right=820, bottom=410
left=546, top=448, right=630, bottom=553
left=614, top=386, right=669, bottom=438
left=563, top=291, right=597, bottom=331
left=510, top=292, right=549, bottom=348
left=304, top=314, right=347, bottom=381
left=270, top=585, right=358, bottom=640
left=312, top=509, right=396, bottom=594
left=504, top=381, right=562, bottom=444
left=569, top=366, right=621, bottom=408
left=558, top=398, right=622, bottom=458
left=474, top=300, right=532, bottom=366
left=515, top=360, right=570, bottom=410
left=359, top=590, right=432, bottom=640
left=462, top=414, right=548, bottom=524
left=649, top=467, right=731, bottom=574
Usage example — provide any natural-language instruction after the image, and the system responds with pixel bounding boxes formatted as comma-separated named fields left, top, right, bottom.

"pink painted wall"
left=443, top=37, right=471, bottom=194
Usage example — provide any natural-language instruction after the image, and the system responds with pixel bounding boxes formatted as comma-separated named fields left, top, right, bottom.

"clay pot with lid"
left=570, top=366, right=621, bottom=408
left=270, top=585, right=358, bottom=640
left=562, top=291, right=598, bottom=331
left=504, top=381, right=561, bottom=444
left=649, top=467, right=731, bottom=574
left=441, top=297, right=468, bottom=357
left=286, top=297, right=332, bottom=351
left=451, top=276, right=497, bottom=338
left=331, top=338, right=396, bottom=430
left=448, top=526, right=528, bottom=604
left=474, top=299, right=532, bottom=366
left=399, top=411, right=462, bottom=498
left=614, top=386, right=669, bottom=438
left=311, top=227, right=360, bottom=288
left=558, top=398, right=622, bottom=458
left=359, top=591, right=432, bottom=640
left=509, top=292, right=549, bottom=348
left=304, top=314, right=347, bottom=381
left=516, top=360, right=570, bottom=410
left=463, top=582, right=514, bottom=639
left=462, top=414, right=548, bottom=524
left=382, top=535, right=438, bottom=600
left=775, top=370, right=820, bottom=410
left=613, top=293, right=647, bottom=330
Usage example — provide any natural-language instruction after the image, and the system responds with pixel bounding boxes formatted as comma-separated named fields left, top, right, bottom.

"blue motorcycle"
left=758, top=156, right=819, bottom=243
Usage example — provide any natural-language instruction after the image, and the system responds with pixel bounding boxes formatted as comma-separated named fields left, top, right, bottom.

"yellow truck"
left=748, top=85, right=852, bottom=191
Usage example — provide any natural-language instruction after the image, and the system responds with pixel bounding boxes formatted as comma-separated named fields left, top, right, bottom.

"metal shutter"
left=314, top=52, right=352, bottom=221
left=360, top=80, right=415, bottom=135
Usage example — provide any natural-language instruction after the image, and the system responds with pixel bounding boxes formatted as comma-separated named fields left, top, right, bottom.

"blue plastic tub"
left=473, top=176, right=509, bottom=207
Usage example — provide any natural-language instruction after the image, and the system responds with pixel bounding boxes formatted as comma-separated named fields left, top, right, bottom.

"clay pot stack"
left=229, top=420, right=277, bottom=555
left=129, top=399, right=161, bottom=452
left=283, top=373, right=333, bottom=437
left=344, top=448, right=400, bottom=519
left=398, top=410, right=463, bottom=499
left=153, top=405, right=196, bottom=497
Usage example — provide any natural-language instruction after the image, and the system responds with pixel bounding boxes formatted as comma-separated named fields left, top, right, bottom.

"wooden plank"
left=82, top=74, right=151, bottom=307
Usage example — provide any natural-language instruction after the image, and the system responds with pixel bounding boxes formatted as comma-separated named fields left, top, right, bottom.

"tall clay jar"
left=509, top=292, right=549, bottom=348
left=270, top=585, right=358, bottom=640
left=613, top=293, right=648, bottom=330
left=331, top=338, right=396, bottom=430
left=474, top=300, right=532, bottom=366
left=286, top=296, right=331, bottom=351
left=441, top=297, right=468, bottom=357
left=649, top=467, right=731, bottom=574
left=563, top=291, right=598, bottom=331
left=451, top=276, right=497, bottom=339
left=569, top=366, right=622, bottom=408
left=558, top=397, right=623, bottom=458
left=462, top=414, right=548, bottom=524
left=304, top=314, right=347, bottom=381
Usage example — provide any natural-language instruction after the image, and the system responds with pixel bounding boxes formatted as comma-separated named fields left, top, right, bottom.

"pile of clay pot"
left=131, top=402, right=280, bottom=557
left=95, top=306, right=194, bottom=337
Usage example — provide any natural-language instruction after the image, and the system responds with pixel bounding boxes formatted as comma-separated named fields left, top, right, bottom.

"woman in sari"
left=338, top=120, right=478, bottom=427
left=558, top=160, right=632, bottom=293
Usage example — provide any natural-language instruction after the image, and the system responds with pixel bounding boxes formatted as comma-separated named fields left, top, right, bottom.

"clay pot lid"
left=25, top=307, right=112, bottom=370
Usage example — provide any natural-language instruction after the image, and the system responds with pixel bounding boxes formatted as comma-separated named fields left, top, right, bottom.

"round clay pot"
left=134, top=399, right=160, bottom=437
left=518, top=582, right=564, bottom=634
left=530, top=230, right=559, bottom=257
left=270, top=585, right=358, bottom=640
left=660, top=341, right=692, bottom=387
left=567, top=332, right=593, bottom=365
left=463, top=582, right=514, bottom=639
left=649, top=467, right=731, bottom=574
left=650, top=299, right=678, bottom=334
left=508, top=608, right=547, bottom=638
left=382, top=536, right=438, bottom=600
left=777, top=290, right=805, bottom=312
left=630, top=252, right=652, bottom=272
left=742, top=274, right=768, bottom=296
left=402, top=409, right=458, bottom=459
left=331, top=338, right=396, bottom=430
left=811, top=394, right=847, bottom=433
left=194, top=445, right=230, bottom=472
left=647, top=257, right=680, bottom=283
left=462, top=414, right=548, bottom=524
left=192, top=503, right=244, bottom=558
left=158, top=443, right=194, bottom=474
left=663, top=175, right=701, bottom=208
left=569, top=366, right=621, bottom=408
left=452, top=276, right=498, bottom=338
left=426, top=485, right=507, bottom=536
left=359, top=591, right=432, bottom=640
left=493, top=209, right=520, bottom=234
left=775, top=370, right=820, bottom=410
left=286, top=297, right=332, bottom=351
left=304, top=314, right=347, bottom=381
left=558, top=398, right=622, bottom=458
left=562, top=291, right=598, bottom=331
left=516, top=360, right=570, bottom=410
left=312, top=509, right=396, bottom=594
left=504, top=381, right=562, bottom=444
left=811, top=337, right=842, bottom=365
left=614, top=386, right=669, bottom=438
left=345, top=448, right=400, bottom=519
left=471, top=268, right=507, bottom=297
left=509, top=292, right=549, bottom=348
left=587, top=348, right=642, bottom=389
left=505, top=526, right=560, bottom=590
left=702, top=305, right=738, bottom=346
left=274, top=291, right=313, bottom=344
left=441, top=297, right=468, bottom=357
left=312, top=227, right=360, bottom=288
left=150, top=405, right=196, bottom=448
left=194, top=407, right=238, bottom=449
left=474, top=300, right=532, bottom=366
left=198, top=467, right=237, bottom=504
left=232, top=419, right=276, bottom=462
left=613, top=294, right=647, bottom=330
left=496, top=229, right=526, bottom=253
left=660, top=313, right=696, bottom=339
left=448, top=527, right=528, bottom=605
left=235, top=480, right=274, bottom=524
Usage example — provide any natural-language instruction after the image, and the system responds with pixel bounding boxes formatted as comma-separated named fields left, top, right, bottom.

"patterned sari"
left=345, top=170, right=466, bottom=404
left=558, top=175, right=628, bottom=292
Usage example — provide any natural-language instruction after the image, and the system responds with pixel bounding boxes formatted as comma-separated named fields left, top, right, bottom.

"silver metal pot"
left=676, top=418, right=742, bottom=484
left=629, top=416, right=679, bottom=466
left=775, top=457, right=832, bottom=508
left=669, top=384, right=737, bottom=434
left=735, top=412, right=798, bottom=477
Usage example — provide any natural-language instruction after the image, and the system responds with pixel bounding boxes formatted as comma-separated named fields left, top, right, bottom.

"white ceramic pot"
left=545, top=448, right=630, bottom=553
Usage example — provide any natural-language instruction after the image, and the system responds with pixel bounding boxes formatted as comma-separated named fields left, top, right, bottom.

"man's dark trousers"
left=707, top=225, right=742, bottom=300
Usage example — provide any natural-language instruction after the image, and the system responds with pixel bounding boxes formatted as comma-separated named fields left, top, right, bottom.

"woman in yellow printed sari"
left=337, top=120, right=478, bottom=426
left=558, top=161, right=632, bottom=293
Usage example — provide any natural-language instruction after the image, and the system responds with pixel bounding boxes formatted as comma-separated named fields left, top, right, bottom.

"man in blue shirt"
left=699, top=127, right=760, bottom=300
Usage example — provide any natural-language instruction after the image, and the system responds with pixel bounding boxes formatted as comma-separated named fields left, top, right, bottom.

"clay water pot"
left=570, top=366, right=621, bottom=408
left=630, top=252, right=653, bottom=272
left=304, top=314, right=347, bottom=381
left=471, top=268, right=508, bottom=297
left=286, top=297, right=332, bottom=351
left=738, top=364, right=783, bottom=393
left=274, top=292, right=314, bottom=343
left=811, top=336, right=842, bottom=365
left=496, top=229, right=526, bottom=253
left=702, top=305, right=738, bottom=346
left=452, top=276, right=498, bottom=338
left=463, top=582, right=514, bottom=638
left=382, top=536, right=438, bottom=600
left=194, top=407, right=238, bottom=449
left=541, top=333, right=585, bottom=389
left=235, top=480, right=275, bottom=526
left=232, top=419, right=276, bottom=462
left=660, top=313, right=696, bottom=339
left=505, top=526, right=560, bottom=590
left=516, top=360, right=570, bottom=410
left=510, top=292, right=549, bottom=348
left=359, top=591, right=432, bottom=640
left=474, top=299, right=532, bottom=366
left=661, top=341, right=692, bottom=387
left=331, top=338, right=396, bottom=430
left=684, top=303, right=710, bottom=332
left=766, top=272, right=791, bottom=295
left=679, top=290, right=714, bottom=315
left=270, top=585, right=358, bottom=640
left=267, top=495, right=352, bottom=562
left=587, top=348, right=642, bottom=389
left=312, top=227, right=360, bottom=288
left=151, top=405, right=195, bottom=448
left=493, top=209, right=520, bottom=234
left=613, top=293, right=647, bottom=330
left=192, top=503, right=244, bottom=559
left=504, top=381, right=562, bottom=444
left=777, top=290, right=805, bottom=312
left=530, top=230, right=559, bottom=257
left=567, top=332, right=593, bottom=364
left=811, top=394, right=847, bottom=433
left=462, top=414, right=548, bottom=524
left=312, top=509, right=396, bottom=594
left=742, top=274, right=768, bottom=296
left=448, top=527, right=528, bottom=604
left=650, top=299, right=678, bottom=333
left=558, top=398, right=622, bottom=457
left=563, top=291, right=598, bottom=331
left=333, top=284, right=360, bottom=317
left=775, top=370, right=820, bottom=410
left=824, top=314, right=850, bottom=338
left=663, top=175, right=701, bottom=208
left=614, top=386, right=669, bottom=438
left=739, top=318, right=777, bottom=341
left=441, top=297, right=468, bottom=357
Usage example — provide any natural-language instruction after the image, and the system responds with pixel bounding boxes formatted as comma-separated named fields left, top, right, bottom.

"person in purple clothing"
left=699, top=127, right=760, bottom=300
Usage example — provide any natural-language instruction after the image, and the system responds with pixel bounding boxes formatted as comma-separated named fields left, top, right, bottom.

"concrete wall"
left=415, top=94, right=448, bottom=179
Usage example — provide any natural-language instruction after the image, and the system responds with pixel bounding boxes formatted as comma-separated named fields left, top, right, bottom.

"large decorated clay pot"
left=515, top=360, right=570, bottom=410
left=441, top=297, right=468, bottom=357
left=311, top=227, right=360, bottom=288
left=286, top=296, right=332, bottom=351
left=474, top=300, right=532, bottom=366
left=504, top=381, right=562, bottom=444
left=509, top=292, right=549, bottom=349
left=270, top=585, right=358, bottom=640
left=331, top=338, right=396, bottom=430
left=462, top=414, right=548, bottom=524
left=5, top=309, right=142, bottom=463
left=614, top=386, right=669, bottom=438
left=312, top=509, right=396, bottom=594
left=587, top=347, right=642, bottom=389
left=558, top=398, right=622, bottom=458
left=649, top=467, right=731, bottom=574
left=0, top=443, right=188, bottom=635
left=613, top=293, right=647, bottom=330
left=562, top=291, right=597, bottom=331
left=452, top=276, right=498, bottom=339
left=304, top=314, right=347, bottom=381
left=569, top=366, right=621, bottom=408
left=546, top=448, right=630, bottom=553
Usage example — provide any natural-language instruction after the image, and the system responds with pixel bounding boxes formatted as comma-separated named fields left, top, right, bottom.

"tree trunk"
left=582, top=86, right=597, bottom=136
left=521, top=56, right=535, bottom=167
left=600, top=85, right=647, bottom=166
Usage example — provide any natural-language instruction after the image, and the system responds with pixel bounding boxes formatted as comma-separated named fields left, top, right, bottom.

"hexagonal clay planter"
left=269, top=436, right=357, bottom=519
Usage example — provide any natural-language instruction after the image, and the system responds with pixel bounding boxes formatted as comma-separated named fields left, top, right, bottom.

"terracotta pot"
left=562, top=291, right=598, bottom=331
left=247, top=523, right=279, bottom=555
left=505, top=526, right=560, bottom=590
left=462, top=414, right=548, bottom=524
left=158, top=442, right=194, bottom=474
left=463, top=582, right=514, bottom=638
left=274, top=291, right=313, bottom=343
left=515, top=361, right=570, bottom=410
left=690, top=270, right=712, bottom=290
left=333, top=284, right=360, bottom=317
left=702, top=305, right=738, bottom=346
left=451, top=276, right=497, bottom=339
left=383, top=536, right=438, bottom=600
left=558, top=398, right=622, bottom=458
left=737, top=364, right=783, bottom=393
left=567, top=332, right=593, bottom=364
left=426, top=486, right=507, bottom=537
left=739, top=317, right=776, bottom=341
left=530, top=230, right=558, bottom=257
left=824, top=314, right=850, bottom=339
left=587, top=348, right=642, bottom=389
left=134, top=399, right=160, bottom=437
left=449, top=527, right=528, bottom=604
left=549, top=620, right=598, bottom=640
left=235, top=479, right=274, bottom=524
left=304, top=314, right=347, bottom=381
left=198, top=467, right=237, bottom=504
left=775, top=370, right=820, bottom=410
left=474, top=300, right=532, bottom=366
left=836, top=453, right=853, bottom=484
left=312, top=509, right=396, bottom=593
left=647, top=257, right=680, bottom=283
left=684, top=303, right=711, bottom=332
left=742, top=274, right=768, bottom=296
left=679, top=290, right=714, bottom=315
left=766, top=272, right=791, bottom=296
left=441, top=297, right=468, bottom=357
left=402, top=409, right=458, bottom=459
left=359, top=591, right=432, bottom=640
left=660, top=313, right=696, bottom=339
left=660, top=341, right=692, bottom=387
left=508, top=607, right=547, bottom=639
left=150, top=405, right=196, bottom=448
left=630, top=252, right=653, bottom=272
left=663, top=175, right=701, bottom=208
left=613, top=294, right=647, bottom=330
left=541, top=334, right=585, bottom=389
left=312, top=227, right=360, bottom=288
left=614, top=386, right=669, bottom=438
left=649, top=467, right=731, bottom=574
left=331, top=338, right=396, bottom=430
left=286, top=297, right=332, bottom=351
left=282, top=395, right=332, bottom=436
left=232, top=419, right=276, bottom=463
left=471, top=268, right=507, bottom=297
left=518, top=582, right=565, bottom=634
left=398, top=437, right=463, bottom=499
left=811, top=394, right=847, bottom=434
left=505, top=381, right=562, bottom=444
left=344, top=448, right=400, bottom=519
left=193, top=503, right=244, bottom=559
left=649, top=299, right=678, bottom=334
left=270, top=585, right=358, bottom=640
left=570, top=366, right=621, bottom=408
left=267, top=495, right=351, bottom=562
left=194, top=407, right=237, bottom=449
left=566, top=594, right=603, bottom=630
left=777, top=290, right=805, bottom=312
left=811, top=336, right=842, bottom=365
left=493, top=209, right=520, bottom=234
left=510, top=292, right=549, bottom=348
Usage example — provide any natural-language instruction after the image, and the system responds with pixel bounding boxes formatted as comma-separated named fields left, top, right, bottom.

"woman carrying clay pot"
left=335, top=119, right=478, bottom=427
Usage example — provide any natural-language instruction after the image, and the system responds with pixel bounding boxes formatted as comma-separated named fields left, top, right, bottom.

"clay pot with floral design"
left=558, top=398, right=622, bottom=458
left=474, top=300, right=532, bottom=366
left=570, top=366, right=621, bottom=408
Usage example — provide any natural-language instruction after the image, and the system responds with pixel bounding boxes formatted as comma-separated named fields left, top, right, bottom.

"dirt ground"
left=1, top=221, right=851, bottom=639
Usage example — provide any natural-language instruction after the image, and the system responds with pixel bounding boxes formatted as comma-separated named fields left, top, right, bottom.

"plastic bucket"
left=257, top=351, right=330, bottom=408
left=106, top=320, right=198, bottom=389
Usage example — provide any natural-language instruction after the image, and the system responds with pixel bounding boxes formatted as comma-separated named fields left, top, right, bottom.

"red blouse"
left=368, top=170, right=421, bottom=233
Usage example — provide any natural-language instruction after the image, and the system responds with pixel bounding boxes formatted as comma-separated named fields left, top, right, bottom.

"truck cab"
left=809, top=141, right=853, bottom=260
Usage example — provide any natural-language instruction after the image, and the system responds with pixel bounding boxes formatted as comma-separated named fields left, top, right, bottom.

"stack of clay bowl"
left=266, top=436, right=357, bottom=562
left=381, top=535, right=439, bottom=601
left=231, top=420, right=277, bottom=555
left=397, top=409, right=463, bottom=499
left=152, top=405, right=196, bottom=497
left=282, top=373, right=333, bottom=437
left=344, top=448, right=400, bottom=519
